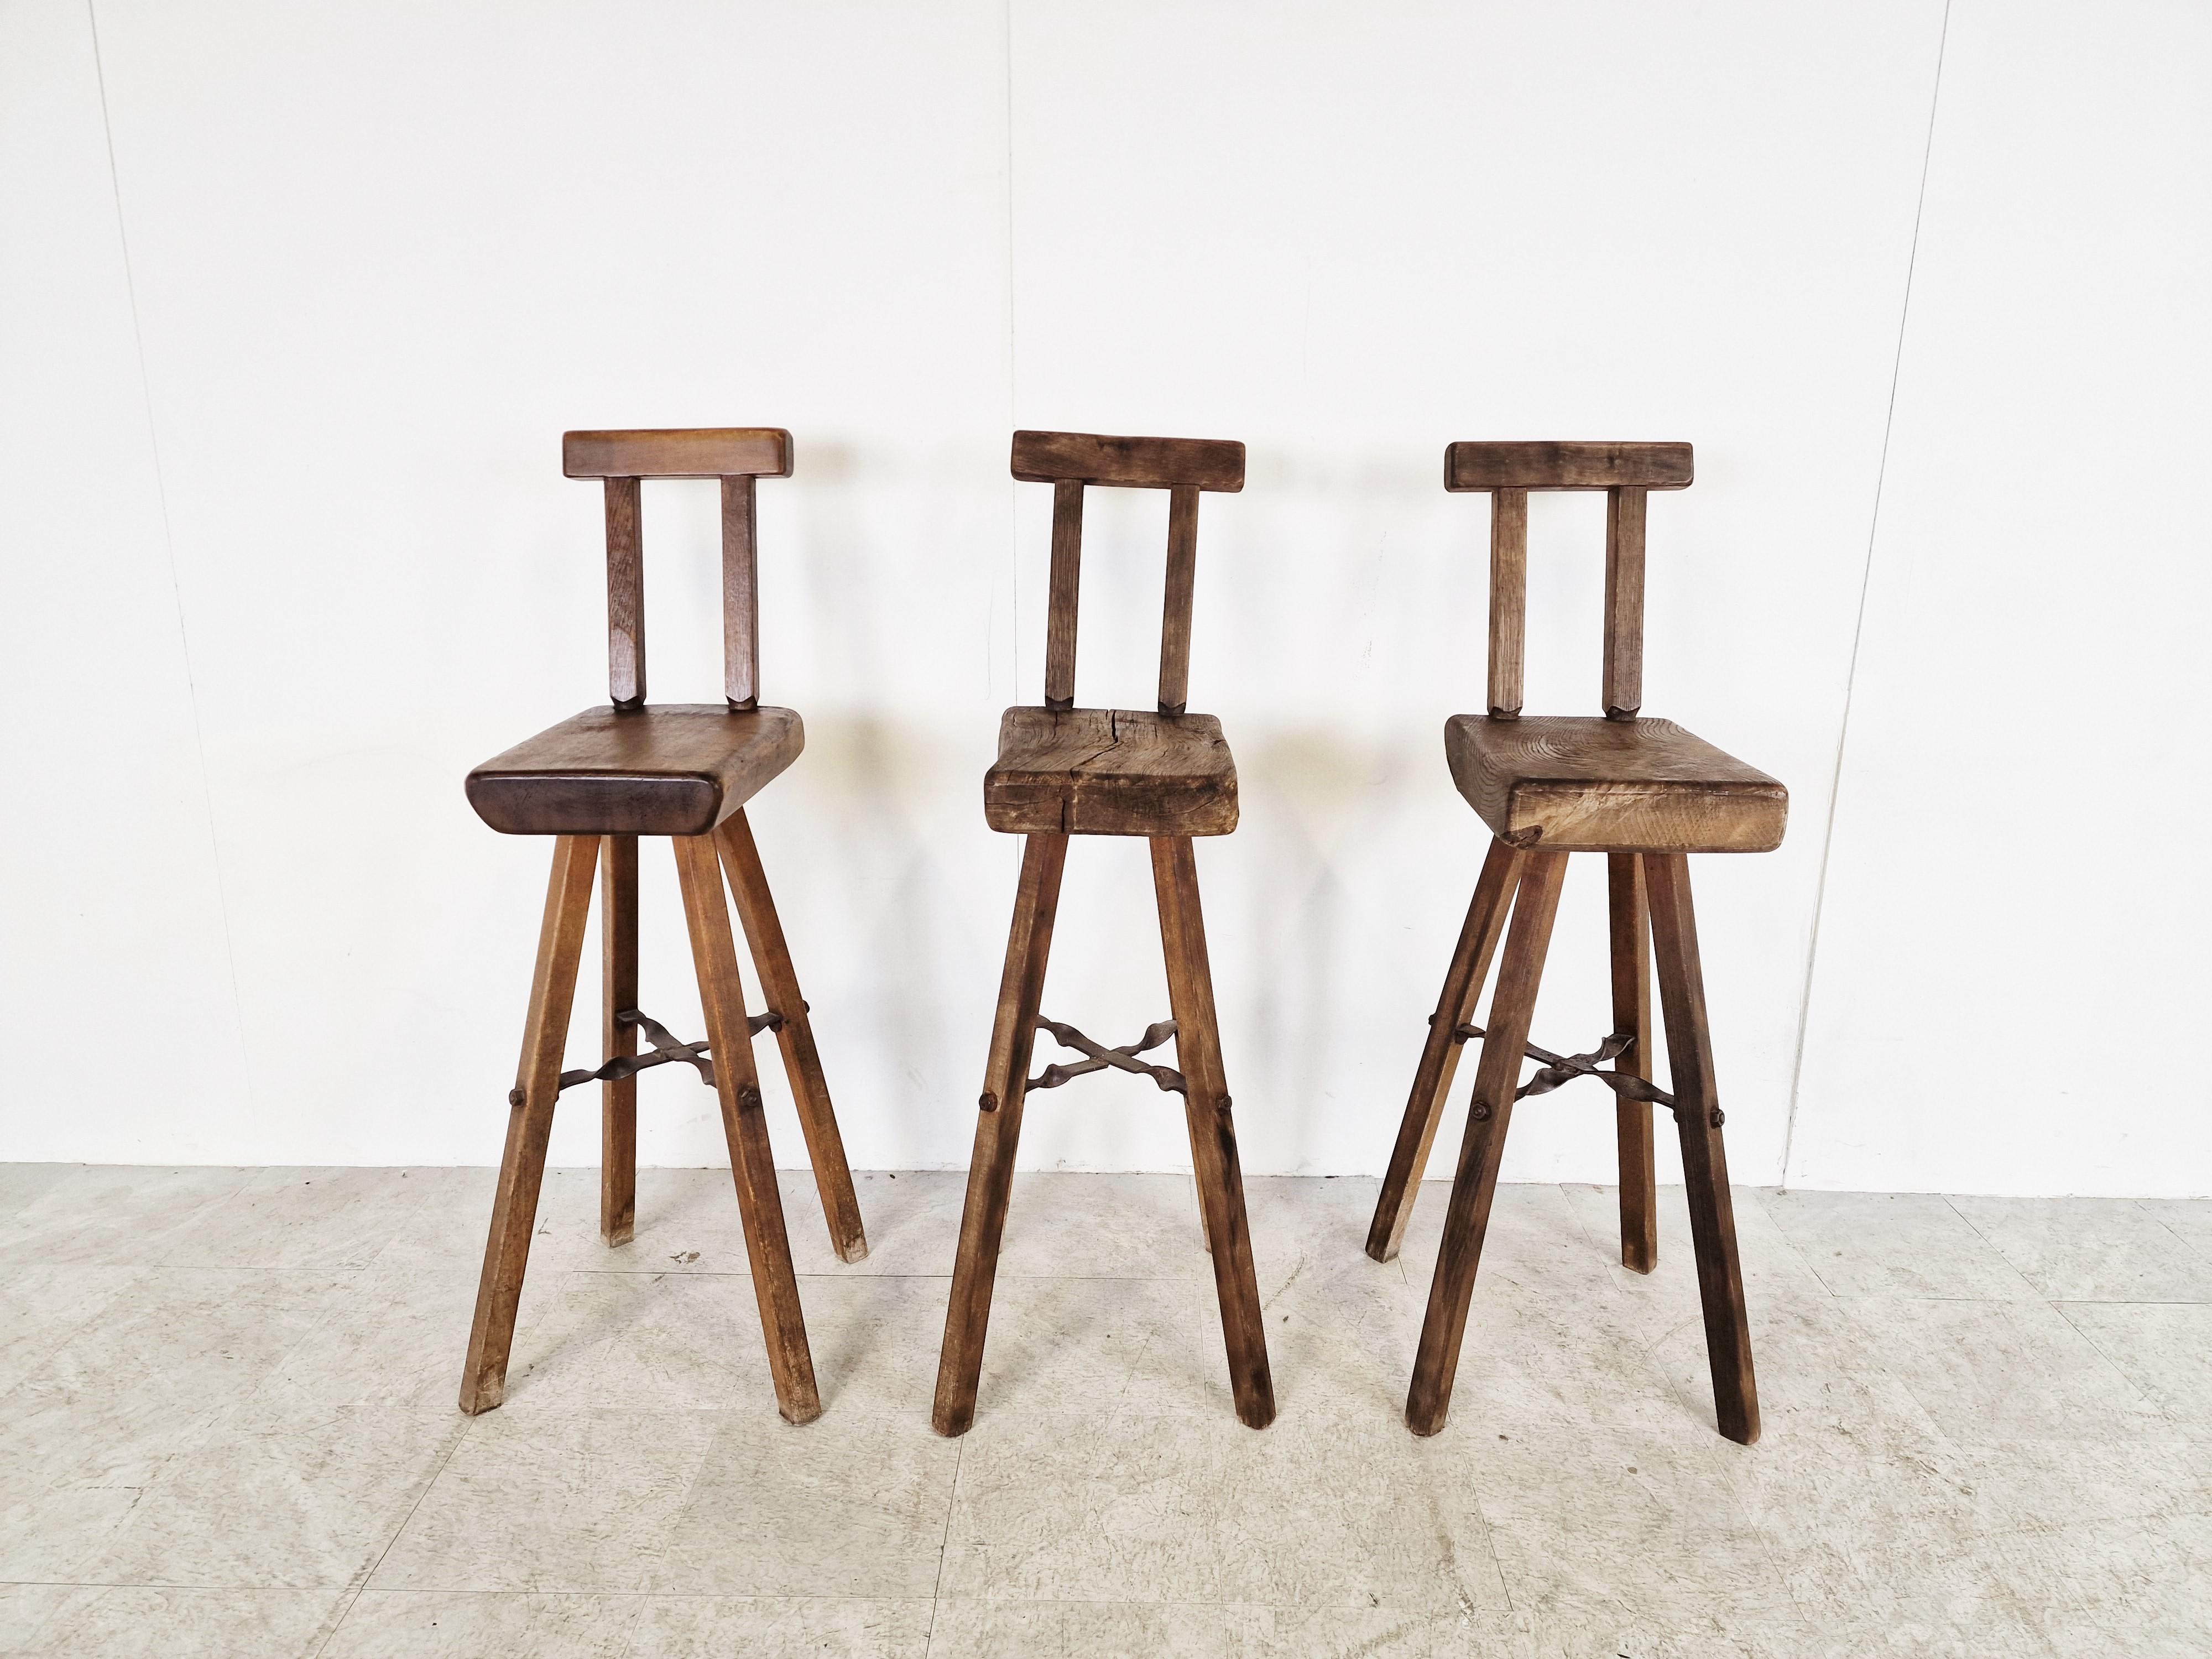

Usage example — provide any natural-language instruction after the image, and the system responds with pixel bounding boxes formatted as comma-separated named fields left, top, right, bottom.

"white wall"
left=1, top=1, right=2203, bottom=1196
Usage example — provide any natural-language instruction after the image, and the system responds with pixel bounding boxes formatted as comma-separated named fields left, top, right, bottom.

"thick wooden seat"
left=466, top=705, right=803, bottom=837
left=1445, top=714, right=1786, bottom=854
left=984, top=707, right=1237, bottom=837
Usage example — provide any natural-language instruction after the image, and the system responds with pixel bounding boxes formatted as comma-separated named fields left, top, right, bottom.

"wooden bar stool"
left=932, top=430, right=1276, bottom=1435
left=455, top=427, right=866, bottom=1426
left=1368, top=441, right=1785, bottom=1446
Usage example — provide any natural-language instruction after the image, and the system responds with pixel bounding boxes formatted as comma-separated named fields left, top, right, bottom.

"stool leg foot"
left=1406, top=849, right=1568, bottom=1437
left=675, top=832, right=821, bottom=1425
left=1644, top=853, right=1760, bottom=1445
left=1608, top=853, right=1658, bottom=1275
left=460, top=835, right=598, bottom=1415
left=717, top=811, right=868, bottom=1265
left=601, top=834, right=638, bottom=1249
left=935, top=834, right=1067, bottom=1437
left=1153, top=836, right=1275, bottom=1430
left=1368, top=837, right=1522, bottom=1264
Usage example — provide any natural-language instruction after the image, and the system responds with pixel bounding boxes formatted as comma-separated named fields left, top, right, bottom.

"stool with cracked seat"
left=932, top=429, right=1275, bottom=1435
left=457, top=427, right=865, bottom=1426
left=1368, top=440, right=1785, bottom=1446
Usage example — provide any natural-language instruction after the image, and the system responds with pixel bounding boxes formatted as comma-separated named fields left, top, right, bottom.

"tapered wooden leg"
left=933, top=834, right=1068, bottom=1437
left=1367, top=837, right=1522, bottom=1263
left=1406, top=849, right=1568, bottom=1436
left=1608, top=852, right=1657, bottom=1274
left=460, top=835, right=598, bottom=1415
left=601, top=834, right=638, bottom=1248
left=1152, top=836, right=1275, bottom=1430
left=673, top=833, right=821, bottom=1425
left=1644, top=853, right=1759, bottom=1445
left=716, top=811, right=868, bottom=1264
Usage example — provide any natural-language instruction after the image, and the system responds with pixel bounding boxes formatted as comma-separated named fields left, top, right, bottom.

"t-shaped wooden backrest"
left=562, top=427, right=795, bottom=711
left=1443, top=441, right=1694, bottom=721
left=1010, top=429, right=1245, bottom=714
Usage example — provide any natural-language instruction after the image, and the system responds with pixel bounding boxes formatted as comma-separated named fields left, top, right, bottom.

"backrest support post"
left=1044, top=478, right=1085, bottom=710
left=1444, top=441, right=1691, bottom=722
left=721, top=475, right=759, bottom=709
left=1603, top=486, right=1646, bottom=719
left=1158, top=484, right=1201, bottom=714
left=604, top=477, right=645, bottom=709
left=1487, top=488, right=1528, bottom=719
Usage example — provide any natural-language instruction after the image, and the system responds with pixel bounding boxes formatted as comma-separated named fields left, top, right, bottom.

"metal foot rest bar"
left=1027, top=1016, right=1187, bottom=1096
left=515, top=1005, right=790, bottom=1103
left=1436, top=1016, right=1723, bottom=1128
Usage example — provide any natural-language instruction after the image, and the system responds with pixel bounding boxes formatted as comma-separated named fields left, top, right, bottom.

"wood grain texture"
left=604, top=477, right=645, bottom=708
left=716, top=810, right=868, bottom=1265
left=1157, top=484, right=1200, bottom=714
left=1608, top=852, right=1657, bottom=1275
left=1152, top=835, right=1275, bottom=1429
left=1446, top=441, right=1692, bottom=493
left=460, top=834, right=598, bottom=1415
left=1013, top=429, right=1244, bottom=493
left=1044, top=479, right=1084, bottom=709
left=467, top=705, right=805, bottom=837
left=599, top=834, right=639, bottom=1249
left=1365, top=836, right=1522, bottom=1263
left=935, top=833, right=1068, bottom=1437
left=985, top=707, right=1237, bottom=837
left=1406, top=850, right=1569, bottom=1437
left=1644, top=852, right=1759, bottom=1444
left=721, top=474, right=760, bottom=709
left=1488, top=488, right=1528, bottom=719
left=1444, top=715, right=1787, bottom=854
left=564, top=427, right=792, bottom=479
left=673, top=832, right=821, bottom=1424
left=1603, top=487, right=1646, bottom=719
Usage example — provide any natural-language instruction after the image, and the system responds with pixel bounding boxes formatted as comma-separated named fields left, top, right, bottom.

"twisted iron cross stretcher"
left=1027, top=1017, right=1188, bottom=1096
left=509, top=1006, right=787, bottom=1105
left=1439, top=1016, right=1724, bottom=1129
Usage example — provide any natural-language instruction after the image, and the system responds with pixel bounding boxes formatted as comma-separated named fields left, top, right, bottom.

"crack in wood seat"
left=984, top=706, right=1237, bottom=837
left=466, top=705, right=804, bottom=837
left=1444, top=714, right=1786, bottom=854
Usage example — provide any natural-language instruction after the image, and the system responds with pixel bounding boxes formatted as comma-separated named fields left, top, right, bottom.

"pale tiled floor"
left=1, top=1167, right=2208, bottom=1657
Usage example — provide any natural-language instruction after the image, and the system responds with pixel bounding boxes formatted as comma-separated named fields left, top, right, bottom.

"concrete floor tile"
left=642, top=1411, right=959, bottom=1597
left=1394, top=1181, right=1595, bottom=1289
left=159, top=1167, right=435, bottom=1271
left=0, top=1167, right=249, bottom=1269
left=1947, top=1195, right=2212, bottom=1302
left=320, top=1590, right=646, bottom=1657
left=12, top=1586, right=351, bottom=1659
left=992, top=1173, right=1216, bottom=1280
left=1463, top=1424, right=1794, bottom=1621
left=1758, top=1190, right=2041, bottom=1300
left=0, top=1482, right=142, bottom=1584
left=637, top=1594, right=933, bottom=1656
left=2057, top=1300, right=2212, bottom=1433
left=2136, top=1197, right=2212, bottom=1262
left=0, top=1587, right=75, bottom=1656
left=84, top=1404, right=467, bottom=1588
left=0, top=1167, right=80, bottom=1226
left=933, top=1598, right=1234, bottom=1657
left=942, top=1407, right=1509, bottom=1612
left=0, top=1269, right=347, bottom=1491
left=968, top=1274, right=1210, bottom=1420
left=368, top=1409, right=721, bottom=1592
left=1559, top=1183, right=1830, bottom=1305
left=1839, top=1296, right=2169, bottom=1447
left=0, top=1266, right=144, bottom=1398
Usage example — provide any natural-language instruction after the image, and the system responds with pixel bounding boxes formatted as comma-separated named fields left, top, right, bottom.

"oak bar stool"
left=932, top=430, right=1275, bottom=1435
left=456, top=427, right=866, bottom=1426
left=1370, top=441, right=1785, bottom=1446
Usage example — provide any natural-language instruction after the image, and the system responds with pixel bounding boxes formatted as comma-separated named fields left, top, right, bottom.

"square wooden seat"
left=984, top=706, right=1238, bottom=837
left=466, top=705, right=804, bottom=837
left=1444, top=714, right=1786, bottom=854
